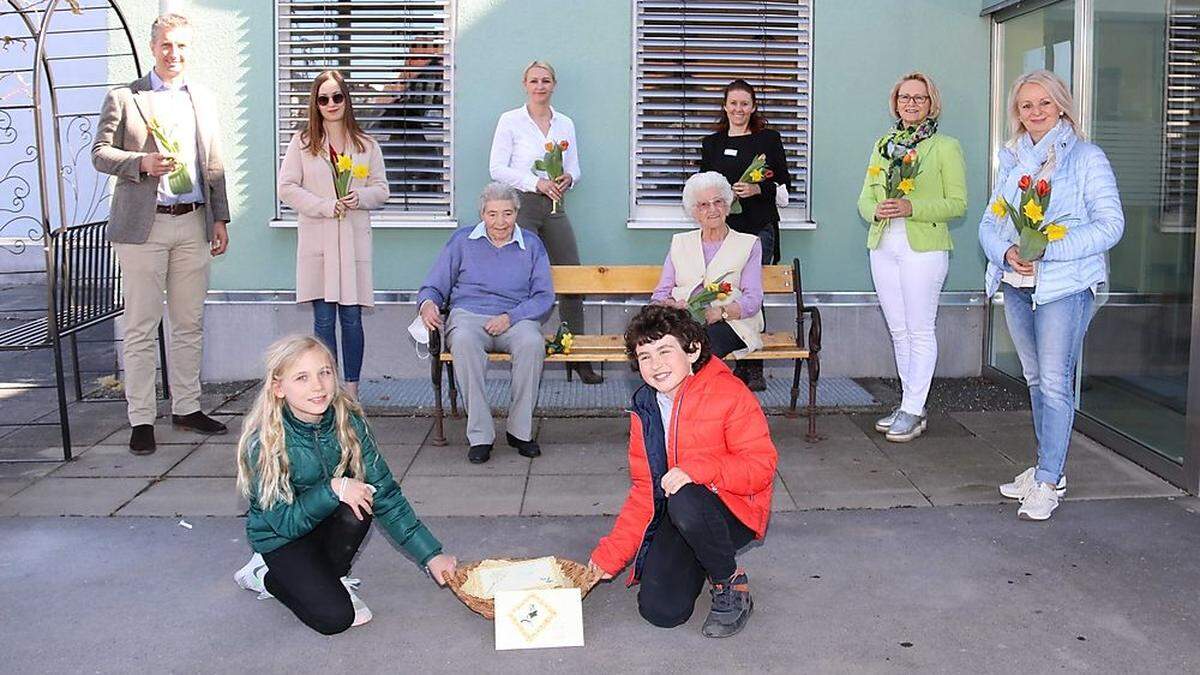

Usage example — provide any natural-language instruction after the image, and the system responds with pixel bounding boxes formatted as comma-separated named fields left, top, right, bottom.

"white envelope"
left=494, top=588, right=584, bottom=651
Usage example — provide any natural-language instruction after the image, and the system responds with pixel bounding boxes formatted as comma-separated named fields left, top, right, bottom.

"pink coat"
left=278, top=131, right=390, bottom=307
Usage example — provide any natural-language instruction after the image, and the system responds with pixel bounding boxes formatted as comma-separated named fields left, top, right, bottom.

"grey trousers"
left=517, top=192, right=584, bottom=333
left=446, top=308, right=545, bottom=446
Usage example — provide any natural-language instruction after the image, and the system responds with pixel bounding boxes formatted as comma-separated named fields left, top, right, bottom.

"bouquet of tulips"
left=146, top=117, right=194, bottom=195
left=534, top=140, right=569, bottom=214
left=545, top=321, right=574, bottom=356
left=330, top=149, right=369, bottom=220
left=686, top=272, right=734, bottom=323
left=990, top=174, right=1072, bottom=260
left=866, top=148, right=920, bottom=202
left=729, top=153, right=773, bottom=214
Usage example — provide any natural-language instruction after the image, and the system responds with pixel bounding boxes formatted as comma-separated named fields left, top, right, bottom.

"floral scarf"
left=877, top=117, right=939, bottom=163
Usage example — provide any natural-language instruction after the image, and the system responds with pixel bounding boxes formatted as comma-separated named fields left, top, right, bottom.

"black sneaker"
left=701, top=570, right=753, bottom=638
left=128, top=424, right=156, bottom=455
left=467, top=444, right=492, bottom=464
left=735, top=361, right=767, bottom=392
left=505, top=432, right=541, bottom=458
left=172, top=411, right=228, bottom=435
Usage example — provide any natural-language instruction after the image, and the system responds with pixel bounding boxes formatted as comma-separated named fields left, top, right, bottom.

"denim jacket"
left=978, top=122, right=1125, bottom=307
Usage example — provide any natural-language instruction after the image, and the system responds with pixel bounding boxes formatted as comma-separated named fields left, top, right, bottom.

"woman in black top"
left=700, top=79, right=790, bottom=390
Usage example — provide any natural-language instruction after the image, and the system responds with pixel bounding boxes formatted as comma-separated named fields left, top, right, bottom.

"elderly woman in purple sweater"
left=417, top=182, right=555, bottom=464
left=652, top=172, right=765, bottom=383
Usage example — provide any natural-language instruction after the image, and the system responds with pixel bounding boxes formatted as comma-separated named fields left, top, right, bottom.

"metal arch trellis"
left=0, top=0, right=145, bottom=462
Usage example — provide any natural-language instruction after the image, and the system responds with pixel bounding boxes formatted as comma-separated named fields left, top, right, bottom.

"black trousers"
left=637, top=483, right=755, bottom=628
left=262, top=503, right=372, bottom=635
left=707, top=321, right=747, bottom=359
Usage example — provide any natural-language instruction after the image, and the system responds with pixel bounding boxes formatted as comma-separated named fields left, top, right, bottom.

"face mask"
left=408, top=314, right=430, bottom=360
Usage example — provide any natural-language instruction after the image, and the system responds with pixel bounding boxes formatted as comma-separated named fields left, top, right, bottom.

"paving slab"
left=522, top=473, right=630, bottom=516
left=535, top=416, right=632, bottom=445
left=528, top=442, right=629, bottom=476
left=781, top=463, right=930, bottom=511
left=950, top=409, right=1036, bottom=434
left=51, top=444, right=195, bottom=478
left=362, top=415, right=434, bottom=446
left=0, top=477, right=150, bottom=516
left=0, top=404, right=129, bottom=449
left=0, top=478, right=31, bottom=501
left=398, top=475, right=525, bottom=516
left=116, top=478, right=247, bottom=517
left=97, top=418, right=234, bottom=446
left=0, top=458, right=60, bottom=479
left=769, top=413, right=866, bottom=441
left=194, top=415, right=245, bottom=444
left=167, top=442, right=240, bottom=477
left=406, top=442, right=531, bottom=477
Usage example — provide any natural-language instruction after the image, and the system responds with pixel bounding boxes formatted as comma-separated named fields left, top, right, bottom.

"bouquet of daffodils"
left=990, top=175, right=1072, bottom=260
left=866, top=147, right=920, bottom=202
left=330, top=149, right=369, bottom=220
left=545, top=321, right=574, bottom=356
left=729, top=153, right=773, bottom=214
left=533, top=140, right=569, bottom=214
left=686, top=272, right=733, bottom=323
left=146, top=117, right=194, bottom=195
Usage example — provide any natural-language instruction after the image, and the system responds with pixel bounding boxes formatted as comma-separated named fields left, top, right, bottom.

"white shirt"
left=488, top=105, right=581, bottom=193
left=467, top=221, right=526, bottom=250
left=148, top=70, right=204, bottom=206
left=656, top=391, right=674, bottom=449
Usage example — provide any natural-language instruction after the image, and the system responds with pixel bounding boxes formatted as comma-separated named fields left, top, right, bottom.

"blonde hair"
left=236, top=335, right=368, bottom=510
left=522, top=60, right=556, bottom=82
left=1006, top=69, right=1083, bottom=144
left=889, top=71, right=943, bottom=120
left=150, top=13, right=190, bottom=43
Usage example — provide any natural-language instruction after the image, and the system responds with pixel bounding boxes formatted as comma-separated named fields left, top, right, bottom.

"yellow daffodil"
left=1044, top=223, right=1067, bottom=241
left=351, top=163, right=369, bottom=180
left=867, top=165, right=883, bottom=178
left=1022, top=199, right=1044, bottom=224
left=748, top=168, right=764, bottom=182
left=336, top=154, right=353, bottom=172
left=705, top=283, right=718, bottom=292
left=990, top=199, right=1007, bottom=218
left=897, top=178, right=915, bottom=195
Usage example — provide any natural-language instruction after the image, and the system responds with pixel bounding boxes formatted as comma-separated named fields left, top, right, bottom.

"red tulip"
left=763, top=169, right=774, bottom=179
left=1035, top=179, right=1050, bottom=197
left=560, top=140, right=569, bottom=150
left=719, top=282, right=732, bottom=293
left=1018, top=175, right=1031, bottom=191
left=544, top=142, right=554, bottom=152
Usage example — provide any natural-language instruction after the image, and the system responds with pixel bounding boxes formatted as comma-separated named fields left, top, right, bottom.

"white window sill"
left=269, top=215, right=458, bottom=229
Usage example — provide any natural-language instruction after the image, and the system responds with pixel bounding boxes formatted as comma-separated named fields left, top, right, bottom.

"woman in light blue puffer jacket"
left=978, top=70, right=1124, bottom=522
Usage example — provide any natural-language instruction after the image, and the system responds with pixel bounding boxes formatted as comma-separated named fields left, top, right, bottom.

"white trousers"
left=869, top=222, right=949, bottom=416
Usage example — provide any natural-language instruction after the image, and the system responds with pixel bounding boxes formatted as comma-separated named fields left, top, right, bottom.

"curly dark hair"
left=623, top=304, right=712, bottom=373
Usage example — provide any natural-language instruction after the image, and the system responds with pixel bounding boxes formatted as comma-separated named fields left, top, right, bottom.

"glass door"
left=1076, top=0, right=1197, bottom=467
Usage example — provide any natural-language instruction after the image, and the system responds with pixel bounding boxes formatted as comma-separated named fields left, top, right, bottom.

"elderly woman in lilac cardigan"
left=416, top=182, right=555, bottom=465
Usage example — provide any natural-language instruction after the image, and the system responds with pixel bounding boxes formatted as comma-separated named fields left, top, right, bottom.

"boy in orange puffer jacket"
left=588, top=304, right=777, bottom=638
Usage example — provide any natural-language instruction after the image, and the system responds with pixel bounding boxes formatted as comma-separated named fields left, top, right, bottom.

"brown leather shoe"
left=570, top=362, right=604, bottom=385
left=129, top=424, right=156, bottom=455
left=172, top=411, right=228, bottom=435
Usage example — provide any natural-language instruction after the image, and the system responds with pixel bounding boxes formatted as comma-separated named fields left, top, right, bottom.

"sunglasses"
left=317, top=92, right=345, bottom=106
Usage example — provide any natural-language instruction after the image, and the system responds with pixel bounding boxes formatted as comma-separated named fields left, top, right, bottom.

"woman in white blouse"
left=488, top=60, right=600, bottom=384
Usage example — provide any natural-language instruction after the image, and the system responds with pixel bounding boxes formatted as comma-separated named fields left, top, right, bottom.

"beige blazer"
left=91, top=74, right=230, bottom=244
left=278, top=131, right=390, bottom=307
left=667, top=229, right=765, bottom=357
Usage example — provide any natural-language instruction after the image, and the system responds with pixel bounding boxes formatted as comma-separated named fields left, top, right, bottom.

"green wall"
left=118, top=0, right=993, bottom=293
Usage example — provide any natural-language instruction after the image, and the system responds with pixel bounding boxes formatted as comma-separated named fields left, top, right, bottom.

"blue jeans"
left=312, top=300, right=364, bottom=383
left=1002, top=284, right=1094, bottom=485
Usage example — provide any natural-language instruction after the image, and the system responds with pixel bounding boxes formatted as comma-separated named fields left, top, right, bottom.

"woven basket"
left=447, top=556, right=602, bottom=620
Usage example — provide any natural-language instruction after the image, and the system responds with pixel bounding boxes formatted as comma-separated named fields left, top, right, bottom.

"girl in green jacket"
left=232, top=334, right=457, bottom=634
left=857, top=71, right=967, bottom=443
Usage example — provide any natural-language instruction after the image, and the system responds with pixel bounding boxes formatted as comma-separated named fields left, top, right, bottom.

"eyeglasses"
left=897, top=94, right=930, bottom=105
left=317, top=93, right=345, bottom=106
left=694, top=198, right=728, bottom=212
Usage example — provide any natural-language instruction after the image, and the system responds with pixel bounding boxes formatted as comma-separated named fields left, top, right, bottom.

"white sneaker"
left=874, top=407, right=900, bottom=433
left=999, top=467, right=1067, bottom=500
left=1017, top=481, right=1060, bottom=521
left=234, top=552, right=272, bottom=600
left=342, top=577, right=372, bottom=626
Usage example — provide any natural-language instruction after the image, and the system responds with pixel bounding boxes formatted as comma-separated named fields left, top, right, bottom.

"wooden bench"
left=428, top=258, right=822, bottom=445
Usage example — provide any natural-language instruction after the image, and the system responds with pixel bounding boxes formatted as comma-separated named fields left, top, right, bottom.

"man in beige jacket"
left=92, top=13, right=230, bottom=455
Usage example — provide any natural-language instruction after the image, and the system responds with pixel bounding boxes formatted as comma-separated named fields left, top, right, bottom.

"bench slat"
left=438, top=332, right=806, bottom=362
left=550, top=264, right=794, bottom=294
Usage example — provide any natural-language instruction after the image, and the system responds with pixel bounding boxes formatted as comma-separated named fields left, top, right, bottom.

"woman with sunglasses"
left=857, top=71, right=966, bottom=442
left=279, top=71, right=390, bottom=399
left=488, top=60, right=602, bottom=385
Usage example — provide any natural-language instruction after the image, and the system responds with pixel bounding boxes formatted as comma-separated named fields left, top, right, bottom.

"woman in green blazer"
left=857, top=71, right=967, bottom=442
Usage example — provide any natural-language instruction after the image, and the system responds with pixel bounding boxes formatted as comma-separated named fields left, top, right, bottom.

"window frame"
left=270, top=0, right=457, bottom=229
left=626, top=0, right=815, bottom=230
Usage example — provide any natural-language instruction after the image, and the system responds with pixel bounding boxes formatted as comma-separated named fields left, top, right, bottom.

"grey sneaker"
left=885, top=411, right=926, bottom=442
left=233, top=552, right=272, bottom=600
left=874, top=406, right=901, bottom=432
left=341, top=576, right=372, bottom=626
left=701, top=571, right=753, bottom=638
left=1000, top=466, right=1067, bottom=500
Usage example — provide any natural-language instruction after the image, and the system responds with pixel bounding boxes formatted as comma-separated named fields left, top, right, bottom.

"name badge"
left=723, top=148, right=738, bottom=157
